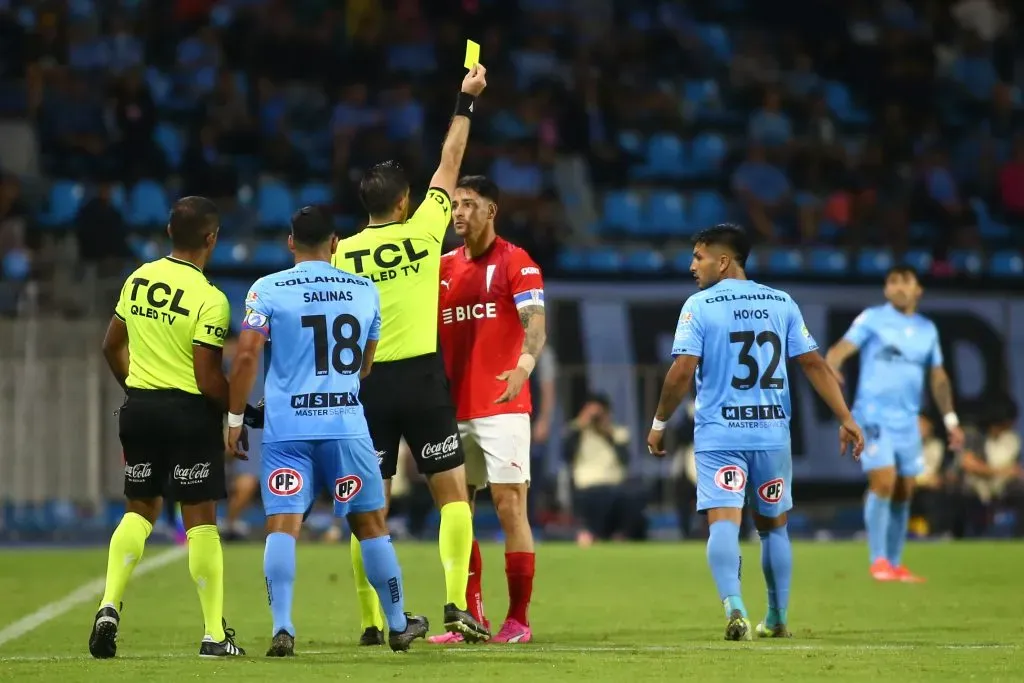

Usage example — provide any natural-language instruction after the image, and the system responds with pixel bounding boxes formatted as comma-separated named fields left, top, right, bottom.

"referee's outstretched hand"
left=461, top=63, right=487, bottom=97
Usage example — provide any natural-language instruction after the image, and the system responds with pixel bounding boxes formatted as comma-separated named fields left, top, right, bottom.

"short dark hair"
left=693, top=223, right=751, bottom=268
left=358, top=160, right=409, bottom=216
left=456, top=175, right=500, bottom=204
left=168, top=196, right=219, bottom=250
left=886, top=264, right=919, bottom=282
left=291, top=206, right=334, bottom=247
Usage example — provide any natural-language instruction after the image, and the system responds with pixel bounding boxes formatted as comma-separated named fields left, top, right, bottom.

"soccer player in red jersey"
left=428, top=176, right=546, bottom=645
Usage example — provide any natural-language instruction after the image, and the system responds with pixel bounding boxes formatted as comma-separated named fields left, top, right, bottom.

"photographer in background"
left=563, top=393, right=646, bottom=545
left=957, top=397, right=1024, bottom=536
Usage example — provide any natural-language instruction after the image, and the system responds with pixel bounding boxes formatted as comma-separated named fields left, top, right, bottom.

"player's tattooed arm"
left=929, top=366, right=956, bottom=415
left=519, top=305, right=547, bottom=359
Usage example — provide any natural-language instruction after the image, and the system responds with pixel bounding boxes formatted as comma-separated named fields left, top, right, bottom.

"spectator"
left=911, top=414, right=956, bottom=537
left=0, top=174, right=31, bottom=268
left=999, top=136, right=1024, bottom=226
left=957, top=398, right=1024, bottom=536
left=732, top=144, right=792, bottom=242
left=204, top=68, right=257, bottom=156
left=112, top=68, right=163, bottom=180
left=181, top=124, right=238, bottom=202
left=748, top=87, right=793, bottom=147
left=563, top=394, right=646, bottom=545
left=74, top=180, right=130, bottom=275
left=42, top=70, right=111, bottom=178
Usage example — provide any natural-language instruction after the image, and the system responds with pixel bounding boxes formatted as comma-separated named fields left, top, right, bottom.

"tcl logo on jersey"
left=335, top=475, right=363, bottom=502
left=268, top=468, right=303, bottom=496
left=441, top=303, right=497, bottom=325
left=758, top=478, right=785, bottom=503
left=714, top=465, right=746, bottom=492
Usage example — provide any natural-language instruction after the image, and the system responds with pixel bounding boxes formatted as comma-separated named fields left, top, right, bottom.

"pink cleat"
left=427, top=631, right=465, bottom=644
left=491, top=619, right=532, bottom=644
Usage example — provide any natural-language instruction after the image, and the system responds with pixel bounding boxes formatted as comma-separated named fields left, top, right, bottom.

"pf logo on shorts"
left=714, top=465, right=746, bottom=492
left=758, top=478, right=785, bottom=504
left=335, top=475, right=363, bottom=503
left=268, top=468, right=303, bottom=496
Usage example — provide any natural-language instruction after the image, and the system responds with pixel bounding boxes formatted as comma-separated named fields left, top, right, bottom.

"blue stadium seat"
left=690, top=190, right=727, bottom=228
left=586, top=248, right=624, bottom=272
left=766, top=249, right=804, bottom=275
left=109, top=184, right=126, bottom=212
left=807, top=247, right=848, bottom=275
left=297, top=182, right=333, bottom=208
left=990, top=251, right=1024, bottom=278
left=256, top=181, right=296, bottom=229
left=744, top=250, right=760, bottom=275
left=647, top=133, right=687, bottom=178
left=154, top=123, right=184, bottom=170
left=646, top=191, right=687, bottom=236
left=209, top=239, right=247, bottom=268
left=617, top=130, right=643, bottom=155
left=695, top=24, right=732, bottom=62
left=126, top=180, right=171, bottom=228
left=39, top=180, right=84, bottom=227
left=682, top=79, right=718, bottom=109
left=971, top=196, right=1011, bottom=242
left=817, top=219, right=841, bottom=242
left=823, top=81, right=871, bottom=125
left=908, top=222, right=935, bottom=243
left=856, top=248, right=894, bottom=277
left=902, top=249, right=932, bottom=273
left=949, top=249, right=983, bottom=275
left=556, top=247, right=587, bottom=272
left=690, top=132, right=727, bottom=176
left=602, top=190, right=643, bottom=234
left=127, top=236, right=161, bottom=262
left=623, top=248, right=665, bottom=273
left=671, top=250, right=692, bottom=273
left=251, top=242, right=291, bottom=269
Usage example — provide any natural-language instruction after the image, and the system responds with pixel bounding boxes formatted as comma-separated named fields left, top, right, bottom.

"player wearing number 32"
left=646, top=224, right=864, bottom=642
left=227, top=206, right=428, bottom=656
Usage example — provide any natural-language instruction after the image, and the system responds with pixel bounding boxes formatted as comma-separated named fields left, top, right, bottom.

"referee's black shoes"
left=443, top=603, right=491, bottom=643
left=199, top=618, right=246, bottom=657
left=88, top=603, right=121, bottom=658
left=388, top=613, right=429, bottom=652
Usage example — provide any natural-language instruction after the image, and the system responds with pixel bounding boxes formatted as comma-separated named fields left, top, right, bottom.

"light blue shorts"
left=261, top=436, right=385, bottom=518
left=855, top=415, right=923, bottom=478
left=696, top=448, right=793, bottom=518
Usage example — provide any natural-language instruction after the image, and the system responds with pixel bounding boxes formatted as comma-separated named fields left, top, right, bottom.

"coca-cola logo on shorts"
left=173, top=462, right=211, bottom=484
left=421, top=434, right=459, bottom=460
left=124, top=463, right=152, bottom=482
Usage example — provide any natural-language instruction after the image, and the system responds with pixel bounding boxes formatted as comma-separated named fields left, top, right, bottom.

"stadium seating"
left=646, top=191, right=687, bottom=237
left=602, top=191, right=643, bottom=234
left=256, top=181, right=296, bottom=230
left=126, top=180, right=171, bottom=228
left=39, top=181, right=84, bottom=228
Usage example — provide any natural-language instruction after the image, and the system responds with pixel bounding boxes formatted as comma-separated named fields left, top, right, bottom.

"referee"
left=332, top=64, right=489, bottom=644
left=89, top=196, right=244, bottom=659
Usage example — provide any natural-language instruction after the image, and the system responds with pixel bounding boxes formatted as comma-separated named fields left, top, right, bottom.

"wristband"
left=454, top=92, right=475, bottom=118
left=651, top=418, right=667, bottom=431
left=517, top=353, right=536, bottom=375
left=943, top=412, right=960, bottom=430
left=227, top=412, right=244, bottom=428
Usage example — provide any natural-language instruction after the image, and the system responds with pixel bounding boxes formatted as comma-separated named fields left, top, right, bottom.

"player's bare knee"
left=426, top=466, right=469, bottom=506
left=892, top=476, right=915, bottom=502
left=348, top=509, right=389, bottom=540
left=754, top=512, right=787, bottom=532
left=180, top=500, right=218, bottom=530
left=491, top=484, right=528, bottom=528
left=265, top=513, right=303, bottom=538
left=706, top=507, right=744, bottom=526
left=868, top=468, right=896, bottom=498
left=126, top=498, right=162, bottom=525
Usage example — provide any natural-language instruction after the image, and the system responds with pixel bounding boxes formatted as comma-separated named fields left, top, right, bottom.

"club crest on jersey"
left=714, top=465, right=746, bottom=492
left=680, top=312, right=693, bottom=325
left=757, top=478, right=785, bottom=503
left=247, top=290, right=260, bottom=303
left=335, top=475, right=363, bottom=503
left=268, top=468, right=303, bottom=496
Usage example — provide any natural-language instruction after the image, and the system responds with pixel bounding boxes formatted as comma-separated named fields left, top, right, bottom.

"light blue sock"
left=707, top=520, right=746, bottom=618
left=863, top=491, right=891, bottom=563
left=758, top=525, right=792, bottom=627
left=360, top=535, right=408, bottom=633
left=264, top=532, right=296, bottom=637
left=887, top=501, right=911, bottom=567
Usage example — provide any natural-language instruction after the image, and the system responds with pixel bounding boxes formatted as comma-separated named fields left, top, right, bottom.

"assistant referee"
left=89, top=196, right=244, bottom=660
left=332, top=64, right=489, bottom=644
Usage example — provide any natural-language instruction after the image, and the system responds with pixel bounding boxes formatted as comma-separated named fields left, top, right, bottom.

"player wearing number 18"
left=646, top=224, right=865, bottom=642
left=227, top=207, right=428, bottom=655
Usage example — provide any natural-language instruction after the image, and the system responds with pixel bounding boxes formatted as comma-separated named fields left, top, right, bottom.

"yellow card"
left=464, top=39, right=480, bottom=69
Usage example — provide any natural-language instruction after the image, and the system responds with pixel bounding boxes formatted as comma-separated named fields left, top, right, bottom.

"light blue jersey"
left=672, top=278, right=817, bottom=515
left=243, top=261, right=381, bottom=443
left=843, top=303, right=943, bottom=476
left=242, top=260, right=385, bottom=518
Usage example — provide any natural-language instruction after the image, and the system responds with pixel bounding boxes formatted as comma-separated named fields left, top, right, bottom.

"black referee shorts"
left=360, top=352, right=465, bottom=479
left=119, top=388, right=227, bottom=503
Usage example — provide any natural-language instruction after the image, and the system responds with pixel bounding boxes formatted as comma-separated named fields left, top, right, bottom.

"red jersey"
left=439, top=237, right=545, bottom=421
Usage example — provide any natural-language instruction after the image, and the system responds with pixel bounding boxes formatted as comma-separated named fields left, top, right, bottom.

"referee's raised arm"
left=429, top=64, right=487, bottom=198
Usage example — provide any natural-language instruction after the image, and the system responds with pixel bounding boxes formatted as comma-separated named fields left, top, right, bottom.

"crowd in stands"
left=0, top=0, right=1022, bottom=286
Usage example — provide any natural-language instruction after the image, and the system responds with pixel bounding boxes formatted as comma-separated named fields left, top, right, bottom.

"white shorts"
left=460, top=413, right=531, bottom=489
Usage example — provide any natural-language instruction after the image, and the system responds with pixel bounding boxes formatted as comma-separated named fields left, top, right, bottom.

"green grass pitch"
left=1, top=541, right=1022, bottom=682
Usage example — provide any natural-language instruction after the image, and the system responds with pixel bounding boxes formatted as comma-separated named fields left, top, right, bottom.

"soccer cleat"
left=724, top=610, right=753, bottom=641
left=427, top=631, right=465, bottom=644
left=491, top=619, right=532, bottom=644
left=359, top=626, right=385, bottom=646
left=870, top=558, right=898, bottom=582
left=388, top=613, right=429, bottom=652
left=755, top=622, right=792, bottom=638
left=443, top=603, right=491, bottom=642
left=892, top=565, right=926, bottom=583
left=88, top=604, right=121, bottom=659
left=199, top=619, right=245, bottom=657
left=266, top=630, right=295, bottom=657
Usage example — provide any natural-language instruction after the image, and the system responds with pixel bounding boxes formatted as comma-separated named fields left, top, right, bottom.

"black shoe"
left=359, top=626, right=384, bottom=646
left=199, top=619, right=245, bottom=657
left=88, top=604, right=120, bottom=659
left=443, top=603, right=490, bottom=643
left=388, top=614, right=429, bottom=652
left=266, top=629, right=295, bottom=657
